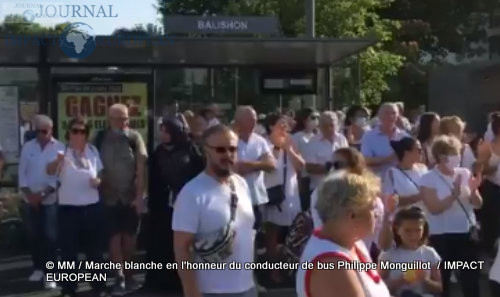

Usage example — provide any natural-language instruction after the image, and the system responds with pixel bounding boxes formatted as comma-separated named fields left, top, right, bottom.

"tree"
left=0, top=14, right=68, bottom=35
left=157, top=0, right=404, bottom=105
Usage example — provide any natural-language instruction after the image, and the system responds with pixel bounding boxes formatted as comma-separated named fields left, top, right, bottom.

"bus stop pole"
left=305, top=0, right=315, bottom=38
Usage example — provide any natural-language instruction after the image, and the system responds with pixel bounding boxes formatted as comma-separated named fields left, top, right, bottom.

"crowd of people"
left=15, top=100, right=500, bottom=297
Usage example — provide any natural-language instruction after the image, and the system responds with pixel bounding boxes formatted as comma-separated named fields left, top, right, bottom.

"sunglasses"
left=310, top=115, right=319, bottom=120
left=206, top=145, right=237, bottom=154
left=70, top=128, right=87, bottom=135
left=333, top=161, right=347, bottom=170
left=36, top=129, right=49, bottom=135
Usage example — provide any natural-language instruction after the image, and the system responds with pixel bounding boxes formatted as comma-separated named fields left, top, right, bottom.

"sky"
left=0, top=0, right=161, bottom=34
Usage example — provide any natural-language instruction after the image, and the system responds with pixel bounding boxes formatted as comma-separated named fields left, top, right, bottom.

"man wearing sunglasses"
left=233, top=106, right=276, bottom=230
left=173, top=125, right=256, bottom=297
left=18, top=114, right=64, bottom=289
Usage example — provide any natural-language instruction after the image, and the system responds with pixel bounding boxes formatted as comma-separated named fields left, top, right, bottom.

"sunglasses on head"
left=37, top=129, right=48, bottom=135
left=206, top=145, right=237, bottom=154
left=70, top=128, right=87, bottom=135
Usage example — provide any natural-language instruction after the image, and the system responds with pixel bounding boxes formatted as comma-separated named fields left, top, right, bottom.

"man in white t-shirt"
left=173, top=125, right=256, bottom=297
left=304, top=111, right=348, bottom=195
left=233, top=106, right=276, bottom=229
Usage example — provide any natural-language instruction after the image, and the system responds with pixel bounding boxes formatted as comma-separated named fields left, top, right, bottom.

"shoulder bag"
left=435, top=171, right=480, bottom=243
left=193, top=178, right=239, bottom=263
left=266, top=151, right=287, bottom=211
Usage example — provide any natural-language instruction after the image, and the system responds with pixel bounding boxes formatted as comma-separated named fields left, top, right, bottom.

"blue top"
left=361, top=126, right=408, bottom=177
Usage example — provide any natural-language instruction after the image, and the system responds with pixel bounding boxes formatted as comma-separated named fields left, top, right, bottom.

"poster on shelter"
left=57, top=82, right=148, bottom=141
left=0, top=86, right=20, bottom=160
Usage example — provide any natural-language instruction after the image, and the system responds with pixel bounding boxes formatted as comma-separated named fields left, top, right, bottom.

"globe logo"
left=22, top=10, right=36, bottom=22
left=59, top=22, right=96, bottom=59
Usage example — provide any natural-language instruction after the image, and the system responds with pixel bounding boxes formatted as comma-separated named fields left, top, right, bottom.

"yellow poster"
left=57, top=82, right=148, bottom=142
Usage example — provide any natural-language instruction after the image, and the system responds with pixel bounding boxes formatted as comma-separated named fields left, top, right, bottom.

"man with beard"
left=173, top=125, right=256, bottom=297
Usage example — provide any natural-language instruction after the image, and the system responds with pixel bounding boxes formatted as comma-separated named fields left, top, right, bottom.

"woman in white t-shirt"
left=292, top=108, right=319, bottom=211
left=263, top=113, right=305, bottom=283
left=47, top=117, right=105, bottom=297
left=419, top=135, right=483, bottom=297
left=439, top=116, right=476, bottom=171
left=384, top=137, right=428, bottom=209
left=379, top=207, right=442, bottom=297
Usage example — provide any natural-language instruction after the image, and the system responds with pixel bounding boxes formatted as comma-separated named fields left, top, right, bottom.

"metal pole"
left=357, top=54, right=362, bottom=103
left=305, top=0, right=315, bottom=38
left=234, top=67, right=239, bottom=108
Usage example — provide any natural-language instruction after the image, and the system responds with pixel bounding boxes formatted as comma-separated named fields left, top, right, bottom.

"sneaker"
left=111, top=277, right=126, bottom=296
left=29, top=270, right=44, bottom=282
left=125, top=276, right=142, bottom=291
left=44, top=280, right=58, bottom=290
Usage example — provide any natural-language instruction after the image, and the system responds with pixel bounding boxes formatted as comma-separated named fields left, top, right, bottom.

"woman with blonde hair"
left=296, top=172, right=391, bottom=297
left=420, top=135, right=482, bottom=297
left=439, top=116, right=476, bottom=171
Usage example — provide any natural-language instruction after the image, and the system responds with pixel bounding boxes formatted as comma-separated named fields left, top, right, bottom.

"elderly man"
left=361, top=102, right=408, bottom=177
left=304, top=111, right=349, bottom=208
left=233, top=106, right=276, bottom=230
left=95, top=103, right=148, bottom=294
left=18, top=114, right=63, bottom=289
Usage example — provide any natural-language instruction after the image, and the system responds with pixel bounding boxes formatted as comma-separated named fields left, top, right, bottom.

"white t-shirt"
left=172, top=172, right=255, bottom=294
left=264, top=140, right=301, bottom=226
left=383, top=164, right=427, bottom=209
left=292, top=131, right=315, bottom=176
left=237, top=133, right=272, bottom=205
left=419, top=168, right=476, bottom=235
left=55, top=145, right=103, bottom=206
left=461, top=144, right=476, bottom=171
left=379, top=245, right=441, bottom=296
left=304, top=132, right=349, bottom=190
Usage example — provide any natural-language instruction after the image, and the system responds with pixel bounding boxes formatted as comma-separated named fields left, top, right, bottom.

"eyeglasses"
left=36, top=129, right=48, bottom=135
left=206, top=145, right=237, bottom=154
left=310, top=115, right=319, bottom=120
left=70, top=128, right=87, bottom=135
left=113, top=116, right=129, bottom=122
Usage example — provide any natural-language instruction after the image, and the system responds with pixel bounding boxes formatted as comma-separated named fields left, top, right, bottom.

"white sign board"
left=0, top=86, right=19, bottom=161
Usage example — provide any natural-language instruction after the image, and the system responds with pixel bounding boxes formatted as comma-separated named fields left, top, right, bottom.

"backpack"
left=94, top=129, right=137, bottom=153
left=279, top=211, right=314, bottom=278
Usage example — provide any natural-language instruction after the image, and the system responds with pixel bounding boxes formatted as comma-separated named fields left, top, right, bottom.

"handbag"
left=435, top=171, right=480, bottom=243
left=266, top=151, right=287, bottom=211
left=193, top=178, right=238, bottom=263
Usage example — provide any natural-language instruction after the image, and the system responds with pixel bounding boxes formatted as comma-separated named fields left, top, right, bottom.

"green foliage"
left=0, top=14, right=68, bottom=35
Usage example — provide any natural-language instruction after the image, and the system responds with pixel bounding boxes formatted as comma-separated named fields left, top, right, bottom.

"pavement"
left=0, top=253, right=494, bottom=297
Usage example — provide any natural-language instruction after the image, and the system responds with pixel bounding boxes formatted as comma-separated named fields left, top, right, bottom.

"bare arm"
left=306, top=163, right=329, bottom=175
left=310, top=257, right=365, bottom=297
left=469, top=189, right=483, bottom=209
left=285, top=140, right=305, bottom=172
left=423, top=265, right=443, bottom=294
left=397, top=193, right=422, bottom=207
left=378, top=265, right=406, bottom=293
left=174, top=231, right=202, bottom=297
left=237, top=152, right=276, bottom=175
left=135, top=154, right=146, bottom=200
left=365, top=154, right=395, bottom=167
left=378, top=215, right=394, bottom=251
left=420, top=186, right=456, bottom=215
